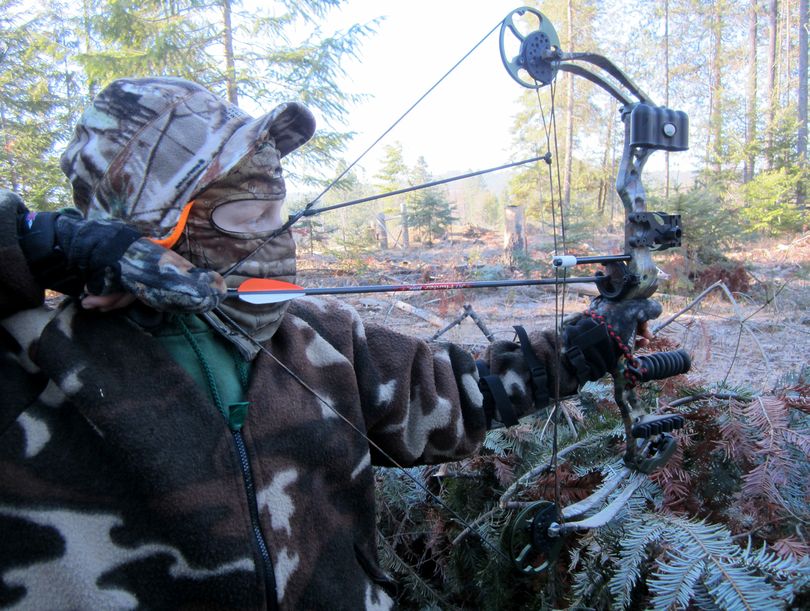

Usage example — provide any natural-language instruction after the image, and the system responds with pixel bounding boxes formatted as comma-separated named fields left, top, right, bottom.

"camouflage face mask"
left=175, top=140, right=296, bottom=352
left=205, top=141, right=287, bottom=238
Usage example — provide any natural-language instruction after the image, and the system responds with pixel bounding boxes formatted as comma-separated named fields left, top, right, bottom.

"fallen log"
left=394, top=300, right=445, bottom=327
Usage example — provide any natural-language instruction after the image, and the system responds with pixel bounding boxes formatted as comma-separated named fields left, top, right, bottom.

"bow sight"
left=499, top=6, right=692, bottom=574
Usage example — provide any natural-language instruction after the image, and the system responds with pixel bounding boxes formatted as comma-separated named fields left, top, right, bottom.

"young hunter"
left=0, top=77, right=660, bottom=610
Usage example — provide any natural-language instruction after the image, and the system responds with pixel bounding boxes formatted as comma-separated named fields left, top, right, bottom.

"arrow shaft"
left=230, top=275, right=602, bottom=299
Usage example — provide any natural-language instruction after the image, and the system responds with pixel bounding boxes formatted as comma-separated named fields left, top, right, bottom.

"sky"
left=308, top=1, right=533, bottom=181
left=294, top=0, right=695, bottom=195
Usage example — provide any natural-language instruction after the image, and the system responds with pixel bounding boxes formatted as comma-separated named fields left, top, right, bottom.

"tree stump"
left=503, top=205, right=527, bottom=268
left=373, top=212, right=388, bottom=250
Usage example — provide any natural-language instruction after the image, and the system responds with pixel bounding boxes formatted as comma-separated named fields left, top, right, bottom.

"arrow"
left=230, top=276, right=604, bottom=304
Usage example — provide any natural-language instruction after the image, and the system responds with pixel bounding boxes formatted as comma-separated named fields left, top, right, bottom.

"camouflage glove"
left=479, top=298, right=662, bottom=428
left=480, top=327, right=569, bottom=427
left=17, top=209, right=226, bottom=313
left=562, top=297, right=663, bottom=384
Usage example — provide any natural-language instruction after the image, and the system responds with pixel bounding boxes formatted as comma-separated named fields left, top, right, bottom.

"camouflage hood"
left=60, top=77, right=315, bottom=242
left=60, top=77, right=316, bottom=355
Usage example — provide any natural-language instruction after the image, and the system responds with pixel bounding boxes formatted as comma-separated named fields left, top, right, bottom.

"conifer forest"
left=1, top=0, right=809, bottom=609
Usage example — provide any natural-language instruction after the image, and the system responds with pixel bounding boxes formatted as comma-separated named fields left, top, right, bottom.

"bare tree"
left=798, top=0, right=808, bottom=209
left=709, top=1, right=724, bottom=174
left=664, top=0, right=671, bottom=196
left=222, top=0, right=238, bottom=105
left=745, top=0, right=758, bottom=183
left=562, top=0, right=575, bottom=212
left=767, top=0, right=779, bottom=167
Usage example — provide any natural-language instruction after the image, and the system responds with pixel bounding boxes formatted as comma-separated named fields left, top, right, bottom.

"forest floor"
left=296, top=228, right=810, bottom=393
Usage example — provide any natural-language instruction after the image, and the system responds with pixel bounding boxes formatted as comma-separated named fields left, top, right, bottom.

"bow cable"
left=549, top=81, right=567, bottom=532
left=531, top=79, right=567, bottom=530
left=297, top=155, right=548, bottom=217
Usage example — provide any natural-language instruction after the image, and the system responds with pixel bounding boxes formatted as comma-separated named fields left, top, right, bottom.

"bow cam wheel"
left=504, top=500, right=562, bottom=574
left=499, top=7, right=561, bottom=89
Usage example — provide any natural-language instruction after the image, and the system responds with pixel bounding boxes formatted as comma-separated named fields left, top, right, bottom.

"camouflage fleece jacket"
left=0, top=194, right=573, bottom=610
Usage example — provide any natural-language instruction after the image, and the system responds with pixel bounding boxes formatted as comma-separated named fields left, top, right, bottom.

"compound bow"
left=497, top=6, right=692, bottom=573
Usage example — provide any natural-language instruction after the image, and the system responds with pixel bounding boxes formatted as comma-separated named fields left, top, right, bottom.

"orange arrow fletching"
left=236, top=278, right=307, bottom=304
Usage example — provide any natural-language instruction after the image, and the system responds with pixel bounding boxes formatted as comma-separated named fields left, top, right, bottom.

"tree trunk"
left=400, top=202, right=410, bottom=248
left=0, top=109, right=19, bottom=193
left=374, top=213, right=388, bottom=250
left=536, top=167, right=546, bottom=228
left=222, top=0, right=238, bottom=105
left=767, top=0, right=779, bottom=168
left=785, top=0, right=792, bottom=93
left=598, top=115, right=613, bottom=215
left=609, top=115, right=618, bottom=227
left=710, top=2, right=724, bottom=174
left=664, top=0, right=671, bottom=197
left=745, top=0, right=758, bottom=183
left=562, top=0, right=575, bottom=211
left=798, top=0, right=808, bottom=209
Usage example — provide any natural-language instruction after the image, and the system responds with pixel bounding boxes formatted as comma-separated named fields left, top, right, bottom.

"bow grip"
left=633, top=349, right=691, bottom=382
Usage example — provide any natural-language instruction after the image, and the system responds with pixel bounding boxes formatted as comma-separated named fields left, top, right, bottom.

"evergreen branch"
left=651, top=514, right=782, bottom=611
left=716, top=405, right=758, bottom=463
left=377, top=534, right=453, bottom=609
left=691, top=580, right=725, bottom=611
left=667, top=390, right=751, bottom=408
left=781, top=427, right=810, bottom=456
left=651, top=552, right=706, bottom=610
left=702, top=561, right=779, bottom=611
left=743, top=396, right=788, bottom=436
left=608, top=513, right=667, bottom=608
left=450, top=507, right=498, bottom=546
left=498, top=430, right=615, bottom=507
left=570, top=533, right=614, bottom=608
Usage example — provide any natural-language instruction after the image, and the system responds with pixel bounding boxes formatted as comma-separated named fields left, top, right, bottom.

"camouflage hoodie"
left=0, top=196, right=572, bottom=608
left=0, top=79, right=572, bottom=609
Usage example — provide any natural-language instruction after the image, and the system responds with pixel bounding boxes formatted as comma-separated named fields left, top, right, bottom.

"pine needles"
left=374, top=370, right=810, bottom=609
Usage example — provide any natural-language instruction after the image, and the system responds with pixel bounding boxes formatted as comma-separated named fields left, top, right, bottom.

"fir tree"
left=407, top=156, right=456, bottom=246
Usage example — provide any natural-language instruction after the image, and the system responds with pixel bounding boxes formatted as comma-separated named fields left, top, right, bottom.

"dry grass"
left=297, top=229, right=810, bottom=390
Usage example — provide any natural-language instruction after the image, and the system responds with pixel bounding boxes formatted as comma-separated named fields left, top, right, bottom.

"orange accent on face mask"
left=149, top=201, right=195, bottom=249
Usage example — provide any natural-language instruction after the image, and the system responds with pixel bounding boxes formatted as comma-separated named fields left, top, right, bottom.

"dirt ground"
left=296, top=229, right=810, bottom=393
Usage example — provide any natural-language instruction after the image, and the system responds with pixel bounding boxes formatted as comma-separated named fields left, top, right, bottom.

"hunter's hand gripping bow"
left=499, top=6, right=692, bottom=573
